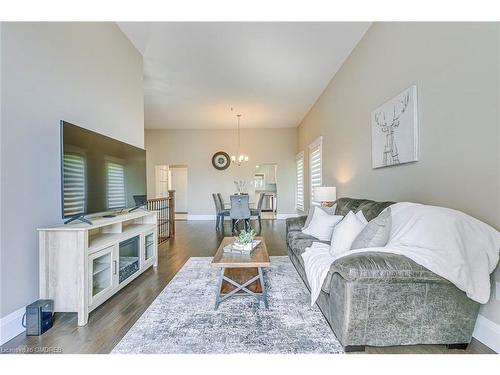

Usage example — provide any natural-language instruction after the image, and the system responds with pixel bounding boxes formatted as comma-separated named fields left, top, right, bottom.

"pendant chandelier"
left=230, top=113, right=249, bottom=166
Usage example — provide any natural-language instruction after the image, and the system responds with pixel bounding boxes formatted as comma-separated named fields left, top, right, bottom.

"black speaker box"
left=26, top=299, right=54, bottom=336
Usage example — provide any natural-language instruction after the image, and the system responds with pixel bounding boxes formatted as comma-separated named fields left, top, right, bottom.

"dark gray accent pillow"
left=351, top=208, right=392, bottom=249
left=303, top=204, right=337, bottom=230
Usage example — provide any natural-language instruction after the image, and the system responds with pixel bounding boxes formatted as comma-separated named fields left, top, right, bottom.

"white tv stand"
left=38, top=209, right=158, bottom=326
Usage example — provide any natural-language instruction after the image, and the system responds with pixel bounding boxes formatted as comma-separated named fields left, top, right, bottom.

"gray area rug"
left=112, top=256, right=343, bottom=354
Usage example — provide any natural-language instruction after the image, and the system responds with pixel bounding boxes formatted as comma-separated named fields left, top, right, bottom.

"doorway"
left=155, top=165, right=169, bottom=198
left=155, top=164, right=188, bottom=220
left=169, top=165, right=188, bottom=220
left=254, top=163, right=277, bottom=219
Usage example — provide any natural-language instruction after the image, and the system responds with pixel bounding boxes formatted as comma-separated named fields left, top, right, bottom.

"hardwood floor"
left=0, top=219, right=494, bottom=354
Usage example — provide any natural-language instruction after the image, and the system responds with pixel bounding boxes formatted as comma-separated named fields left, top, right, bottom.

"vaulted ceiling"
left=118, top=22, right=371, bottom=129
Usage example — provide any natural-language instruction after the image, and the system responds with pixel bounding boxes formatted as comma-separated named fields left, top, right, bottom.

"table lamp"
left=313, top=186, right=337, bottom=207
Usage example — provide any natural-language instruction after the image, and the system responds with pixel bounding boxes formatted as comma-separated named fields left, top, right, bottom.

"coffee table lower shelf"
left=214, top=267, right=268, bottom=310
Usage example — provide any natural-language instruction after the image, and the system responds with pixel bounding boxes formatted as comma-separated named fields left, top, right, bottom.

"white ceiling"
left=118, top=22, right=371, bottom=129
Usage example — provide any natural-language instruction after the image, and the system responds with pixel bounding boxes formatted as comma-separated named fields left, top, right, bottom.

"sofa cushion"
left=287, top=230, right=330, bottom=257
left=290, top=239, right=315, bottom=257
left=287, top=230, right=316, bottom=245
left=335, top=197, right=394, bottom=221
left=285, top=216, right=307, bottom=234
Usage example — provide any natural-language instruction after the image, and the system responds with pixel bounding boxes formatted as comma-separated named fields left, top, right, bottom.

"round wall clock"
left=212, top=151, right=230, bottom=170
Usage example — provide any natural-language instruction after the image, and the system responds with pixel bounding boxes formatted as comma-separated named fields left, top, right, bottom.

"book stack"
left=223, top=239, right=261, bottom=255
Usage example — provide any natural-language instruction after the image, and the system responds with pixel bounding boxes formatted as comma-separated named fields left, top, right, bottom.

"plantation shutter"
left=309, top=137, right=322, bottom=204
left=107, top=162, right=126, bottom=209
left=63, top=153, right=86, bottom=217
left=296, top=152, right=304, bottom=211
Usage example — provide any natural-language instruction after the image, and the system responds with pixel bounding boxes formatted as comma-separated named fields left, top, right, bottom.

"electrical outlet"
left=496, top=281, right=500, bottom=301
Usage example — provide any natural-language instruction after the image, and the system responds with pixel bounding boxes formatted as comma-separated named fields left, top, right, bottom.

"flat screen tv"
left=60, top=121, right=146, bottom=221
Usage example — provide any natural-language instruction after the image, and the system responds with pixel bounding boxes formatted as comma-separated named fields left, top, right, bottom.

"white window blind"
left=107, top=162, right=126, bottom=209
left=295, top=152, right=304, bottom=211
left=63, top=153, right=86, bottom=217
left=309, top=137, right=322, bottom=204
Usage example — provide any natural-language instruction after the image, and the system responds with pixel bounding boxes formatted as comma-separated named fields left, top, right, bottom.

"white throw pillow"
left=329, top=211, right=368, bottom=256
left=303, top=204, right=337, bottom=230
left=351, top=208, right=392, bottom=249
left=302, top=207, right=343, bottom=241
left=355, top=210, right=368, bottom=225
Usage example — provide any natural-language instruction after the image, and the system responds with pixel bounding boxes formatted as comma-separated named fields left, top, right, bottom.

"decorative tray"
left=223, top=239, right=261, bottom=255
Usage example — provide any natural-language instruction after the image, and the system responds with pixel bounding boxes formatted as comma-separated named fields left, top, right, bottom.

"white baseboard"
left=187, top=214, right=299, bottom=221
left=186, top=214, right=217, bottom=221
left=276, top=214, right=299, bottom=219
left=0, top=306, right=25, bottom=345
left=473, top=314, right=500, bottom=353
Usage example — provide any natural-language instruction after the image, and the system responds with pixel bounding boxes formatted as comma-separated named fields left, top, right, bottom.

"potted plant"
left=233, top=229, right=257, bottom=251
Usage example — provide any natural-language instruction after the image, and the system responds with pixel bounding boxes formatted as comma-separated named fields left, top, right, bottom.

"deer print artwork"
left=371, top=86, right=418, bottom=168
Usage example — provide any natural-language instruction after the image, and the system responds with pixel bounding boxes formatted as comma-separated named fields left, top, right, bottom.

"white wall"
left=145, top=128, right=297, bottom=216
left=170, top=166, right=188, bottom=212
left=0, top=22, right=144, bottom=319
left=297, top=22, right=500, bottom=326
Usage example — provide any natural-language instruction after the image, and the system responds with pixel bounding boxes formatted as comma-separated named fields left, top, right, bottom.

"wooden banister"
left=147, top=190, right=175, bottom=244
left=168, top=190, right=175, bottom=237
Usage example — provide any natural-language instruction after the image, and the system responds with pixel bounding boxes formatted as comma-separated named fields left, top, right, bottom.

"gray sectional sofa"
left=286, top=197, right=480, bottom=352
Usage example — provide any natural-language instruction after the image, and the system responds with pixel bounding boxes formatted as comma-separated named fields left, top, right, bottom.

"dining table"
left=223, top=194, right=255, bottom=209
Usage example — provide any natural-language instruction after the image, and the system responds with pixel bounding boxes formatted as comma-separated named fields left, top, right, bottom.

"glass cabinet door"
left=119, top=236, right=141, bottom=283
left=90, top=247, right=114, bottom=301
left=119, top=235, right=140, bottom=284
left=145, top=232, right=155, bottom=261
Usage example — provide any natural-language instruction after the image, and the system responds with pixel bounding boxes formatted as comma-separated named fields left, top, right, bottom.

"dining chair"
left=217, top=193, right=229, bottom=210
left=229, top=194, right=251, bottom=233
left=212, top=193, right=229, bottom=231
left=250, top=192, right=266, bottom=232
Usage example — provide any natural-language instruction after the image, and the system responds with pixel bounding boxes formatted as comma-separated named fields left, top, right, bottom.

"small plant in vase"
left=233, top=229, right=256, bottom=251
left=234, top=180, right=248, bottom=194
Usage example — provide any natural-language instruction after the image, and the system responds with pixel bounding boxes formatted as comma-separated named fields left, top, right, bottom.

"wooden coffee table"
left=211, top=237, right=270, bottom=310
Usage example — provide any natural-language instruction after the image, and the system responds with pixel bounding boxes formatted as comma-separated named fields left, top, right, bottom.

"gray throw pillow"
left=351, top=208, right=392, bottom=249
left=303, top=204, right=337, bottom=230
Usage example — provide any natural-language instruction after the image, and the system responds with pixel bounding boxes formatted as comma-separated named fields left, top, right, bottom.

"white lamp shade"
left=313, top=186, right=336, bottom=202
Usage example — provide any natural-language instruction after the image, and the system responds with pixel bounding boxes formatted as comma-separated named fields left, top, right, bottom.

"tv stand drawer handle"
left=113, top=260, right=117, bottom=275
